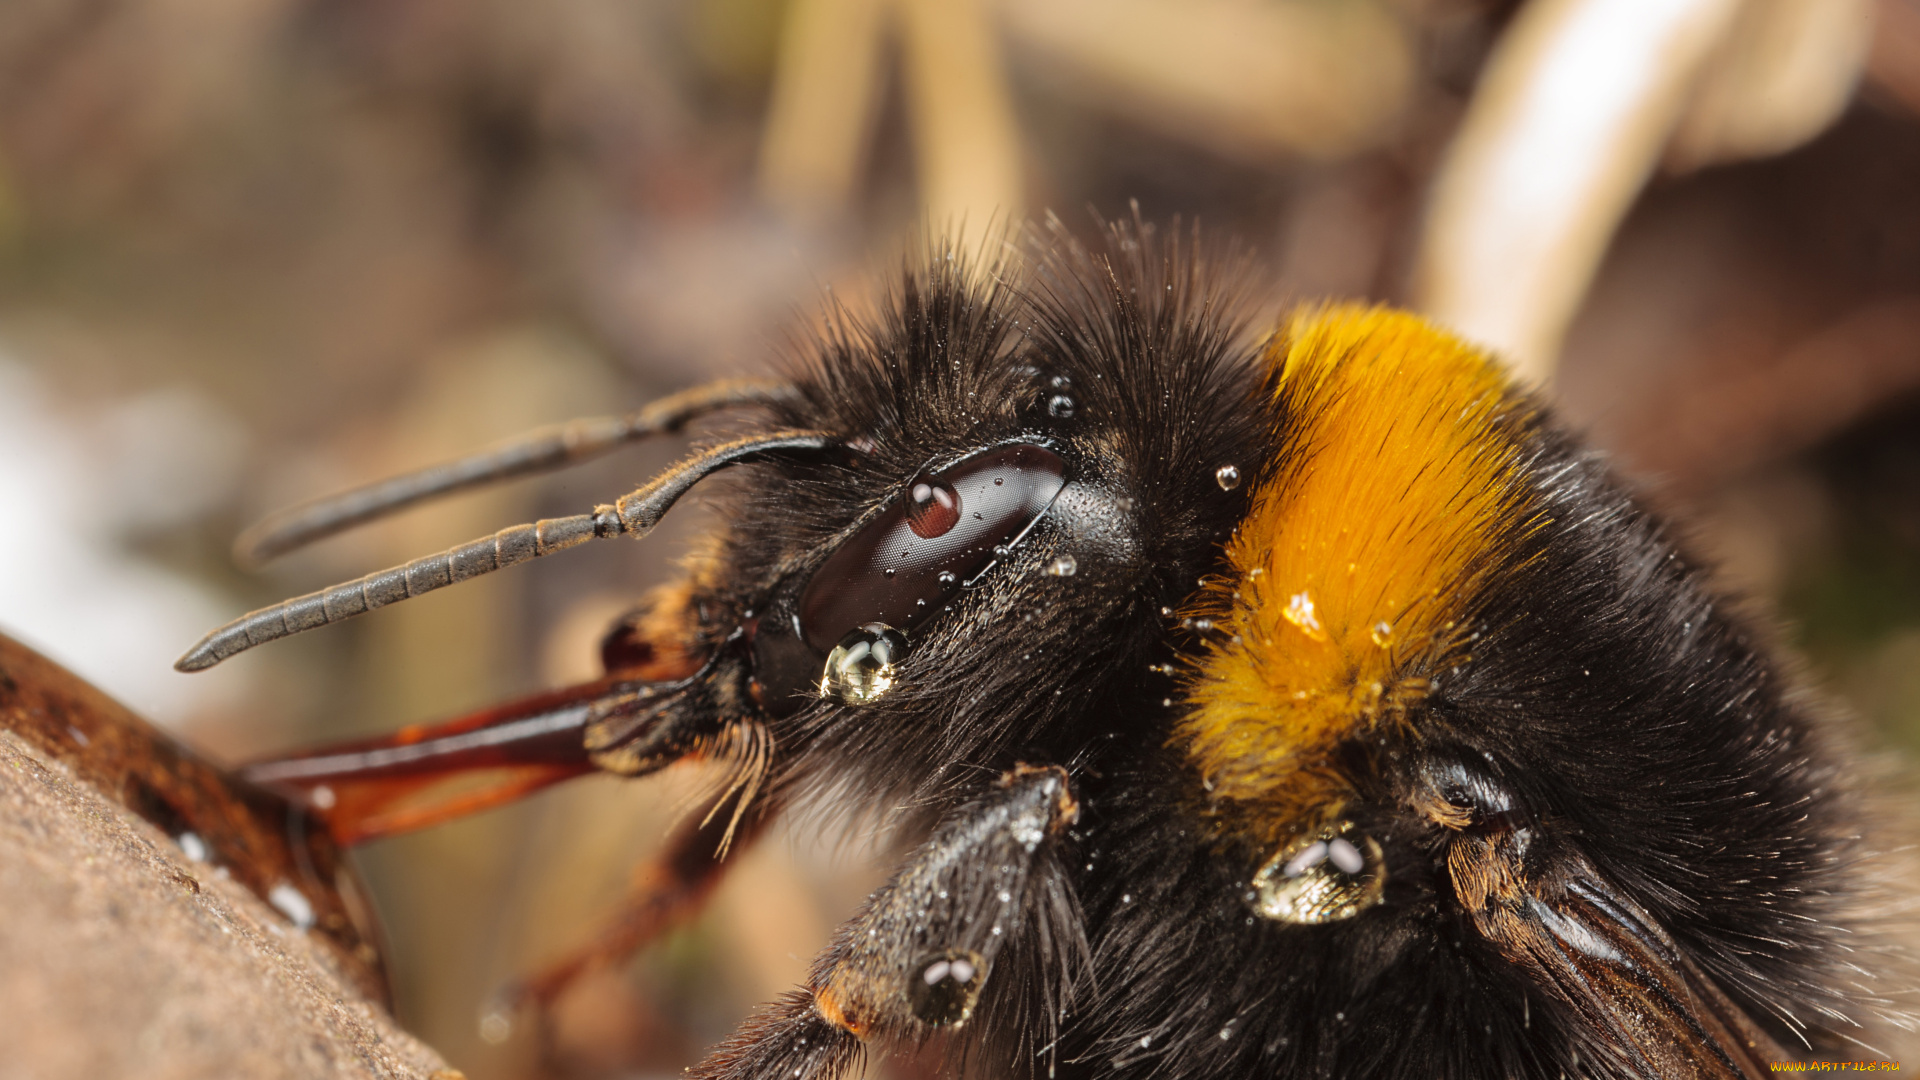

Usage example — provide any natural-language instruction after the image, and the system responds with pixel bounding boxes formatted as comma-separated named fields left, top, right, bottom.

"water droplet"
left=1215, top=464, right=1242, bottom=491
left=1047, top=395, right=1075, bottom=419
left=1370, top=621, right=1393, bottom=647
left=993, top=477, right=1004, bottom=486
left=1139, top=1035, right=1152, bottom=1048
left=883, top=567, right=896, bottom=579
left=937, top=570, right=958, bottom=587
left=1049, top=374, right=1072, bottom=390
left=268, top=882, right=316, bottom=929
left=909, top=949, right=984, bottom=1025
left=992, top=544, right=1010, bottom=558
left=820, top=624, right=909, bottom=704
left=478, top=1009, right=513, bottom=1044
left=906, top=475, right=962, bottom=539
left=176, top=831, right=209, bottom=863
left=1282, top=591, right=1327, bottom=641
left=1046, top=555, right=1078, bottom=577
left=1251, top=823, right=1385, bottom=925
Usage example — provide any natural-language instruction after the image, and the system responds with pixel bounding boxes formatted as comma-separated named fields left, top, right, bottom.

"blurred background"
left=1, top=0, right=1917, bottom=1076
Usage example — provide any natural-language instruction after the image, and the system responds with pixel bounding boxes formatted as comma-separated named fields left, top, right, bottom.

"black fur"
left=1055, top=416, right=1876, bottom=1077
left=706, top=219, right=1272, bottom=817
left=656, top=218, right=1908, bottom=1078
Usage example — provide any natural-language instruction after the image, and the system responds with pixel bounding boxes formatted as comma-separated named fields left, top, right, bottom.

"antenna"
left=179, top=430, right=836, bottom=672
left=233, top=379, right=799, bottom=567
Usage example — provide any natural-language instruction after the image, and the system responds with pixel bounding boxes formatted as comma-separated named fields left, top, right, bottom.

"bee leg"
left=1415, top=759, right=1789, bottom=1079
left=689, top=764, right=1084, bottom=1080
left=481, top=785, right=782, bottom=1050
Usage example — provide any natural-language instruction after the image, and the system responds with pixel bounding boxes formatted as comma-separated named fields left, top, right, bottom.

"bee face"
left=187, top=220, right=1912, bottom=1079
left=694, top=235, right=1271, bottom=805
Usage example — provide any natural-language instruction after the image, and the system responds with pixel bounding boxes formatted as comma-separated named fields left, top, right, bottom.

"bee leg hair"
left=689, top=763, right=1082, bottom=1080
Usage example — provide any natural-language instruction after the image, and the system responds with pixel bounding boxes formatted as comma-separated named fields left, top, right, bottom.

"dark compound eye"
left=796, top=443, right=1066, bottom=652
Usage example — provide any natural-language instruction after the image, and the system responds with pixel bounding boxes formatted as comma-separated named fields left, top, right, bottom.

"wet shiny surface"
left=905, top=475, right=962, bottom=539
left=819, top=623, right=909, bottom=704
left=908, top=948, right=984, bottom=1025
left=1252, top=822, right=1386, bottom=926
left=798, top=444, right=1066, bottom=652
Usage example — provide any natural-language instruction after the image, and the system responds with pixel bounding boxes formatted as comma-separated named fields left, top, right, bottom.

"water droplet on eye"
left=937, top=570, right=957, bottom=587
left=1046, top=555, right=1077, bottom=577
left=906, top=475, right=962, bottom=539
left=1251, top=823, right=1385, bottom=925
left=1047, top=394, right=1075, bottom=419
left=820, top=623, right=909, bottom=704
left=1370, top=621, right=1393, bottom=647
left=1215, top=464, right=1242, bottom=491
left=993, top=477, right=1004, bottom=486
left=909, top=949, right=984, bottom=1025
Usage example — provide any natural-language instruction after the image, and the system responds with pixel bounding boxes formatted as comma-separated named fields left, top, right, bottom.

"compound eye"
left=797, top=444, right=1066, bottom=652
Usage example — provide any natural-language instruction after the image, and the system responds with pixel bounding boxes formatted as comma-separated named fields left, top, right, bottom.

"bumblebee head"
left=702, top=226, right=1274, bottom=800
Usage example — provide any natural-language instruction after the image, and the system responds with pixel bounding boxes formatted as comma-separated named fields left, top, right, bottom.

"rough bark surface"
left=0, top=725, right=453, bottom=1080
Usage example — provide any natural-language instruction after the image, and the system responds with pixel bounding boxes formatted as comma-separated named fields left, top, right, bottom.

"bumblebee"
left=181, top=220, right=1913, bottom=1079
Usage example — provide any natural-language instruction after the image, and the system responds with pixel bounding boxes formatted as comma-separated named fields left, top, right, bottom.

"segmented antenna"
left=177, top=430, right=836, bottom=672
left=232, top=378, right=799, bottom=568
